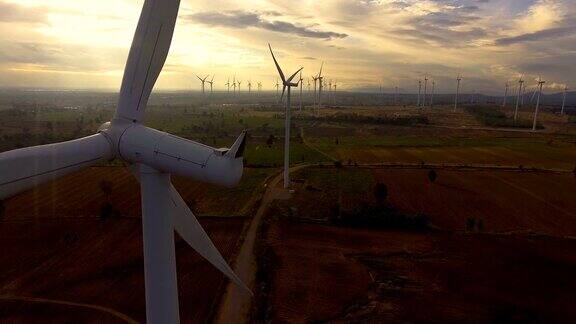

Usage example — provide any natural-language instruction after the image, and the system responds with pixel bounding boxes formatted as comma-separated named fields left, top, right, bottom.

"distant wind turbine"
left=532, top=78, right=545, bottom=131
left=502, top=82, right=509, bottom=107
left=423, top=76, right=428, bottom=107
left=454, top=75, right=462, bottom=112
left=298, top=71, right=304, bottom=111
left=417, top=80, right=422, bottom=107
left=196, top=74, right=209, bottom=95
left=561, top=86, right=568, bottom=115
left=269, top=44, right=303, bottom=189
left=430, top=81, right=435, bottom=107
left=206, top=75, right=214, bottom=95
left=514, top=76, right=524, bottom=122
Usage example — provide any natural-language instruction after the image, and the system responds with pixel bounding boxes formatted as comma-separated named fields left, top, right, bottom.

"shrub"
left=428, top=169, right=437, bottom=183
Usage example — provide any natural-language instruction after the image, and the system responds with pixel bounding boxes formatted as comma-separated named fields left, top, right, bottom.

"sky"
left=0, top=0, right=574, bottom=95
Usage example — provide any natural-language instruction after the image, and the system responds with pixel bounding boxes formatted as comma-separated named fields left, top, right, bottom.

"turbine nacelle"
left=98, top=120, right=245, bottom=188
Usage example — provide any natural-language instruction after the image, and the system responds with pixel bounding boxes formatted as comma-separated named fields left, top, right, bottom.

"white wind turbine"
left=248, top=80, right=252, bottom=93
left=316, top=62, right=324, bottom=113
left=533, top=78, right=545, bottom=131
left=454, top=75, right=462, bottom=112
left=237, top=80, right=242, bottom=93
left=430, top=80, right=435, bottom=107
left=561, top=86, right=568, bottom=115
left=299, top=71, right=304, bottom=111
left=423, top=76, right=428, bottom=107
left=196, top=74, right=209, bottom=95
left=233, top=77, right=237, bottom=95
left=206, top=75, right=215, bottom=95
left=514, top=76, right=524, bottom=122
left=226, top=77, right=231, bottom=94
left=269, top=44, right=303, bottom=189
left=502, top=82, right=509, bottom=108
left=417, top=79, right=422, bottom=107
left=0, top=1, right=250, bottom=323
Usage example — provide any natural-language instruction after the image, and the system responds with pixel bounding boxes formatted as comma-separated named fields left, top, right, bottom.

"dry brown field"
left=255, top=167, right=576, bottom=322
left=0, top=166, right=270, bottom=322
left=261, top=219, right=576, bottom=323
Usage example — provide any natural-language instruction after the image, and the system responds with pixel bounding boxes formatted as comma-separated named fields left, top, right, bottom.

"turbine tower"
left=237, top=80, right=242, bottom=93
left=226, top=77, right=230, bottom=94
left=454, top=75, right=462, bottom=112
left=423, top=76, right=428, bottom=107
left=561, top=86, right=568, bottom=115
left=317, top=62, right=324, bottom=112
left=430, top=81, right=435, bottom=107
left=248, top=80, right=252, bottom=93
left=269, top=44, right=302, bottom=189
left=232, top=77, right=237, bottom=95
left=514, top=76, right=524, bottom=122
left=0, top=1, right=249, bottom=323
left=299, top=71, right=304, bottom=111
left=532, top=78, right=545, bottom=131
left=417, top=80, right=422, bottom=107
left=502, top=82, right=509, bottom=107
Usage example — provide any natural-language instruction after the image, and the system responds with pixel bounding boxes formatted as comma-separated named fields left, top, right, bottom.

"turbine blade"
left=281, top=85, right=287, bottom=101
left=211, top=75, right=215, bottom=82
left=0, top=133, right=113, bottom=199
left=287, top=67, right=304, bottom=83
left=225, top=131, right=247, bottom=159
left=116, top=0, right=181, bottom=122
left=170, top=185, right=251, bottom=295
left=268, top=44, right=286, bottom=83
left=318, top=62, right=324, bottom=77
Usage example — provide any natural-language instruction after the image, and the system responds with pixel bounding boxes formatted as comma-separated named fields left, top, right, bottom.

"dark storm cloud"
left=185, top=11, right=348, bottom=40
left=0, top=2, right=47, bottom=23
left=495, top=26, right=576, bottom=45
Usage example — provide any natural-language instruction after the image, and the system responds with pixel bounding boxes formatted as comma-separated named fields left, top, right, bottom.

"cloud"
left=184, top=10, right=348, bottom=40
left=495, top=26, right=576, bottom=45
left=0, top=2, right=47, bottom=23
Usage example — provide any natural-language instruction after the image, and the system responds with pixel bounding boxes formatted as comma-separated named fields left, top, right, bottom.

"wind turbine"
left=312, top=75, right=319, bottom=112
left=423, top=76, right=428, bottom=107
left=430, top=81, right=435, bottom=107
left=454, top=75, right=462, bottom=112
left=417, top=80, right=422, bottom=107
left=206, top=75, right=215, bottom=95
left=237, top=80, right=242, bottom=93
left=248, top=80, right=252, bottom=93
left=514, top=76, right=524, bottom=122
left=316, top=62, right=324, bottom=112
left=269, top=44, right=302, bottom=189
left=533, top=78, right=545, bottom=131
left=502, top=82, right=509, bottom=107
left=0, top=1, right=249, bottom=323
left=333, top=81, right=337, bottom=105
left=561, top=86, right=568, bottom=115
left=226, top=77, right=231, bottom=94
left=232, top=77, right=237, bottom=95
left=298, top=71, right=304, bottom=111
left=196, top=74, right=209, bottom=95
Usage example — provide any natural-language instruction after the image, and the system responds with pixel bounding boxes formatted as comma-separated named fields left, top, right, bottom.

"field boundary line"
left=0, top=295, right=140, bottom=323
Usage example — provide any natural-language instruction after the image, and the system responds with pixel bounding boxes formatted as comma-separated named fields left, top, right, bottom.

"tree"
left=428, top=169, right=437, bottom=183
left=266, top=134, right=275, bottom=148
left=373, top=183, right=388, bottom=205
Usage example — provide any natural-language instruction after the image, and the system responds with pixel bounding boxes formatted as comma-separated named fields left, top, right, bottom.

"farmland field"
left=252, top=166, right=576, bottom=322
